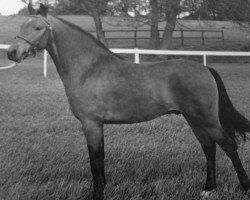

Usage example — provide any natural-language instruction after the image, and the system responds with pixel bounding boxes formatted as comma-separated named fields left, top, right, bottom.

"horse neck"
left=46, top=15, right=114, bottom=81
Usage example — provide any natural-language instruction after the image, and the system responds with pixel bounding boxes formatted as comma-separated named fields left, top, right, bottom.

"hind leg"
left=206, top=126, right=250, bottom=191
left=187, top=121, right=217, bottom=192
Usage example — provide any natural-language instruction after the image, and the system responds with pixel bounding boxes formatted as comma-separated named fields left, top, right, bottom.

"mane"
left=54, top=16, right=124, bottom=60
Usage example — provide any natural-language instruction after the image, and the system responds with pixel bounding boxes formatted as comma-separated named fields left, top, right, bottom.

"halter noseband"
left=15, top=35, right=39, bottom=48
left=15, top=15, right=52, bottom=51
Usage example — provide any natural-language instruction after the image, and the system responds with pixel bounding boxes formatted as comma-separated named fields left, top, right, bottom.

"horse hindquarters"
left=179, top=67, right=250, bottom=192
left=207, top=67, right=250, bottom=190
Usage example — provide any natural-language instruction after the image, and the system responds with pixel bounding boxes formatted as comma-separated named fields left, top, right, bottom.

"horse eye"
left=35, top=27, right=42, bottom=31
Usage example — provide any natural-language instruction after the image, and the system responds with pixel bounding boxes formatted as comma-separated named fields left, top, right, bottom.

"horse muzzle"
left=7, top=44, right=34, bottom=63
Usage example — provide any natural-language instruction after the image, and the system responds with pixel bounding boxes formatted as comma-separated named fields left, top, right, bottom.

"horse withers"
left=7, top=3, right=250, bottom=200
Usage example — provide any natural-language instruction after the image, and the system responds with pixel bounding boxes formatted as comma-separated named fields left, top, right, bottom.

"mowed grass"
left=0, top=57, right=250, bottom=200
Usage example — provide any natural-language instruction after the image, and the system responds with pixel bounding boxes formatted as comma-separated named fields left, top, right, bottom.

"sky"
left=0, top=0, right=26, bottom=16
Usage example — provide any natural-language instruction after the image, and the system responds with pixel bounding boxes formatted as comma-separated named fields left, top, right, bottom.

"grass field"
left=0, top=58, right=250, bottom=200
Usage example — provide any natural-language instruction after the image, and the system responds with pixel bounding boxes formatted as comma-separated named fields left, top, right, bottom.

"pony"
left=7, top=4, right=250, bottom=200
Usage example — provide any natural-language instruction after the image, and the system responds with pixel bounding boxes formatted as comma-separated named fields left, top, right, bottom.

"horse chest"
left=65, top=89, right=106, bottom=121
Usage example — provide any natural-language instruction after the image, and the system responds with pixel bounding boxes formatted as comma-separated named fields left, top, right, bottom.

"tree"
left=21, top=0, right=56, bottom=5
left=149, top=0, right=160, bottom=49
left=203, top=0, right=250, bottom=23
left=182, top=0, right=250, bottom=22
left=54, top=0, right=87, bottom=14
left=56, top=0, right=109, bottom=46
left=21, top=0, right=30, bottom=4
left=107, top=0, right=159, bottom=48
left=82, top=0, right=109, bottom=46
left=159, top=0, right=182, bottom=49
left=151, top=0, right=250, bottom=49
left=119, top=0, right=250, bottom=49
left=108, top=0, right=135, bottom=16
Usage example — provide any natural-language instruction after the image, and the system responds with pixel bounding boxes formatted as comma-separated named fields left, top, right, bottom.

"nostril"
left=11, top=49, right=17, bottom=56
left=7, top=49, right=17, bottom=60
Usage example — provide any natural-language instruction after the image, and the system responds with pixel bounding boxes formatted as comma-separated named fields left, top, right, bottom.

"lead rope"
left=0, top=62, right=17, bottom=70
left=0, top=47, right=17, bottom=70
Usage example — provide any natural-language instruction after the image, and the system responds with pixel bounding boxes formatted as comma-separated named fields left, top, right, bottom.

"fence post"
left=201, top=30, right=204, bottom=45
left=134, top=48, right=140, bottom=64
left=181, top=30, right=184, bottom=46
left=222, top=30, right=224, bottom=45
left=43, top=50, right=48, bottom=78
left=203, top=54, right=207, bottom=66
left=134, top=30, right=137, bottom=47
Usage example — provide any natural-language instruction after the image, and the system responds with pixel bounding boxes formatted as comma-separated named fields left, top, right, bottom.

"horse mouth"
left=18, top=49, right=37, bottom=63
left=12, top=51, right=28, bottom=63
left=20, top=51, right=29, bottom=61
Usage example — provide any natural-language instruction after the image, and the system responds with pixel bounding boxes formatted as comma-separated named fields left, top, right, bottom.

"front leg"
left=82, top=119, right=106, bottom=200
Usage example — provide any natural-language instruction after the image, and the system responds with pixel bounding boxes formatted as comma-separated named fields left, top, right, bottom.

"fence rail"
left=110, top=48, right=250, bottom=65
left=89, top=29, right=224, bottom=47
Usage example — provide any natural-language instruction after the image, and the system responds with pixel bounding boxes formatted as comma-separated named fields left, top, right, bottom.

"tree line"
left=20, top=0, right=250, bottom=49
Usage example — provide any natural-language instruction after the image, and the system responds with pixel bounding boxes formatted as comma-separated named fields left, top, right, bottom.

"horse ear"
left=28, top=3, right=49, bottom=17
left=38, top=3, right=49, bottom=17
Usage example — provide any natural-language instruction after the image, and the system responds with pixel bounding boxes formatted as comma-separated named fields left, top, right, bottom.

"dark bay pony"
left=7, top=4, right=250, bottom=200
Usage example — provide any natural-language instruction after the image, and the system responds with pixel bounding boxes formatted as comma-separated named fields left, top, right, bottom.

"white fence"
left=111, top=48, right=250, bottom=65
left=2, top=44, right=250, bottom=78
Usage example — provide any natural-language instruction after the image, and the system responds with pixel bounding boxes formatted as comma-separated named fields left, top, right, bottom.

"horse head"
left=7, top=3, right=51, bottom=63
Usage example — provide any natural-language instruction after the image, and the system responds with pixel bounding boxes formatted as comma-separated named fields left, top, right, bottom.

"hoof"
left=200, top=190, right=215, bottom=199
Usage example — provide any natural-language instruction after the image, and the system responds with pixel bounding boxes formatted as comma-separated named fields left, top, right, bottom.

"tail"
left=208, top=67, right=250, bottom=142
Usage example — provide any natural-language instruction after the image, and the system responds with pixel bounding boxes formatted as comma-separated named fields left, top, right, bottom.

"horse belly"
left=103, top=89, right=177, bottom=124
left=104, top=103, right=168, bottom=123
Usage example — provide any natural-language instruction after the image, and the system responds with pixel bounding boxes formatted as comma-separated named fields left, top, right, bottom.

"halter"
left=15, top=15, right=53, bottom=52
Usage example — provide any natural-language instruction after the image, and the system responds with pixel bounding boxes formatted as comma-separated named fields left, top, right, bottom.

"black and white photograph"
left=0, top=0, right=250, bottom=199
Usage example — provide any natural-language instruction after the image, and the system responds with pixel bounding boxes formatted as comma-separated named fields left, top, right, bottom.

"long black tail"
left=208, top=67, right=250, bottom=142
